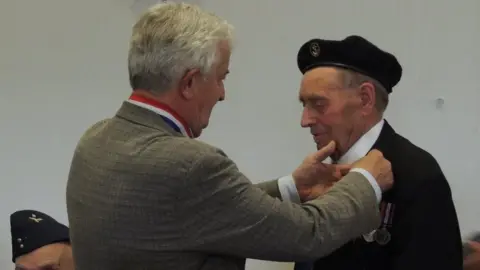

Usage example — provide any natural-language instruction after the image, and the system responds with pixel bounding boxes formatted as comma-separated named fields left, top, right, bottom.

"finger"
left=367, top=149, right=383, bottom=157
left=315, top=141, right=336, bottom=161
left=330, top=167, right=350, bottom=177
left=334, top=164, right=351, bottom=175
left=331, top=171, right=344, bottom=181
left=339, top=168, right=351, bottom=176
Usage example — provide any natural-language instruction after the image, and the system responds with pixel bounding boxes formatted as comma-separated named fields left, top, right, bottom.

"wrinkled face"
left=299, top=67, right=376, bottom=158
left=15, top=243, right=73, bottom=270
left=179, top=40, right=230, bottom=138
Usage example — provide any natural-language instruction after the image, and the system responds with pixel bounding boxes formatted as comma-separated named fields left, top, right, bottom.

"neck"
left=131, top=89, right=191, bottom=127
left=332, top=115, right=382, bottom=161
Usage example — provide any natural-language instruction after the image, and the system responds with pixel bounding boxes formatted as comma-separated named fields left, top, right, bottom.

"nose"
left=301, top=107, right=316, bottom=128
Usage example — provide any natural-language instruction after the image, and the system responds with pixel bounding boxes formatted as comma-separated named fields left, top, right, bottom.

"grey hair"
left=128, top=2, right=234, bottom=93
left=339, top=69, right=389, bottom=113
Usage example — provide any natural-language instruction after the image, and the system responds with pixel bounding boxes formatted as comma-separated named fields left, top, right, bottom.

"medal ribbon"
left=128, top=92, right=193, bottom=138
left=380, top=202, right=395, bottom=228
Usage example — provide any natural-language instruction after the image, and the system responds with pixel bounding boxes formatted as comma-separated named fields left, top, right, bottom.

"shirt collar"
left=126, top=99, right=193, bottom=138
left=324, top=119, right=384, bottom=164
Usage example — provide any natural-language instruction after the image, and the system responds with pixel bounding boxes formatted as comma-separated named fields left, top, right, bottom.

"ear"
left=178, top=68, right=201, bottom=100
left=358, top=82, right=376, bottom=113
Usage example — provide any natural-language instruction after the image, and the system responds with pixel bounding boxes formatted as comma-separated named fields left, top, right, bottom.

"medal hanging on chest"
left=374, top=202, right=395, bottom=245
left=374, top=228, right=391, bottom=245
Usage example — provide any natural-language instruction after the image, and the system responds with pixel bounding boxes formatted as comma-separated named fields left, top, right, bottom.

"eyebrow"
left=299, top=93, right=329, bottom=103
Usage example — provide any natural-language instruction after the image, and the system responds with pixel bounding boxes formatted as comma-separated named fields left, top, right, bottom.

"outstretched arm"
left=181, top=148, right=381, bottom=262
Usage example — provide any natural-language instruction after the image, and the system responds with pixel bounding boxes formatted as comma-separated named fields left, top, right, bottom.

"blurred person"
left=65, top=3, right=394, bottom=270
left=464, top=233, right=480, bottom=270
left=464, top=242, right=480, bottom=270
left=291, top=35, right=462, bottom=270
left=11, top=210, right=74, bottom=270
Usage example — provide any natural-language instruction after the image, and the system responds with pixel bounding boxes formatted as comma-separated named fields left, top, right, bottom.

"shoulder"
left=79, top=118, right=110, bottom=139
left=74, top=118, right=111, bottom=153
left=77, top=118, right=230, bottom=174
left=160, top=138, right=244, bottom=193
left=389, top=133, right=451, bottom=198
left=149, top=137, right=234, bottom=175
left=161, top=137, right=227, bottom=162
left=392, top=133, right=441, bottom=171
left=173, top=138, right=235, bottom=174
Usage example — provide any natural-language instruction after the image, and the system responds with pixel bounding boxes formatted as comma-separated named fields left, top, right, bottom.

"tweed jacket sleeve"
left=180, top=146, right=381, bottom=262
left=255, top=180, right=282, bottom=199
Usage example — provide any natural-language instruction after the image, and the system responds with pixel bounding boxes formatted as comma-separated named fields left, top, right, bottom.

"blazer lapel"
left=371, top=120, right=396, bottom=159
left=370, top=120, right=397, bottom=200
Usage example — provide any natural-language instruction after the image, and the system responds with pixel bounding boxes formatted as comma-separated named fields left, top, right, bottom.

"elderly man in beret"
left=287, top=35, right=463, bottom=270
left=10, top=210, right=74, bottom=270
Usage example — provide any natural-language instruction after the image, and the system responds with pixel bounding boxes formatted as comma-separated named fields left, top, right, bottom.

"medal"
left=374, top=228, right=391, bottom=245
left=363, top=202, right=396, bottom=245
left=372, top=202, right=395, bottom=245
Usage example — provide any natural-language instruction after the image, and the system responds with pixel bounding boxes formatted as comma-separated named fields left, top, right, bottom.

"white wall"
left=0, top=0, right=479, bottom=269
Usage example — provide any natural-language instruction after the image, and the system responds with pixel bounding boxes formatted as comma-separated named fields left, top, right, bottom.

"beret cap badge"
left=309, top=42, right=320, bottom=57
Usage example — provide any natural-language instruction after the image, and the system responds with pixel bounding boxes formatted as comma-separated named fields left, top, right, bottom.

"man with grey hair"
left=66, top=3, right=394, bottom=270
left=291, top=36, right=462, bottom=270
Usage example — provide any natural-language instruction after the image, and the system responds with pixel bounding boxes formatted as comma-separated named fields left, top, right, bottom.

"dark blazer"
left=312, top=120, right=463, bottom=270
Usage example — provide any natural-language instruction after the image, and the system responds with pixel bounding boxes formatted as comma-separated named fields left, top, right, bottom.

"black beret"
left=10, top=210, right=69, bottom=262
left=297, top=35, right=402, bottom=93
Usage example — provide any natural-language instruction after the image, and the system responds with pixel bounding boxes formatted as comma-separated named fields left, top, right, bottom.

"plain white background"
left=1, top=0, right=479, bottom=269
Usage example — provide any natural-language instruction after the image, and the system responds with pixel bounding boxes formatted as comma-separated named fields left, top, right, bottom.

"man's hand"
left=292, top=141, right=351, bottom=201
left=464, top=241, right=480, bottom=270
left=351, top=149, right=393, bottom=192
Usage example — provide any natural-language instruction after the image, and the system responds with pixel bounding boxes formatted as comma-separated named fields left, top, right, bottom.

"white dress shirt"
left=278, top=120, right=385, bottom=203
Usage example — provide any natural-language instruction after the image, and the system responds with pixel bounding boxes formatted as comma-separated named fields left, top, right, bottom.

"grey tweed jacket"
left=66, top=102, right=380, bottom=270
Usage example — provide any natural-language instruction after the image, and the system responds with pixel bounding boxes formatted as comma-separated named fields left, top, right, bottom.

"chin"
left=315, top=140, right=330, bottom=150
left=192, top=129, right=202, bottom=138
left=316, top=142, right=325, bottom=150
left=203, top=121, right=209, bottom=128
